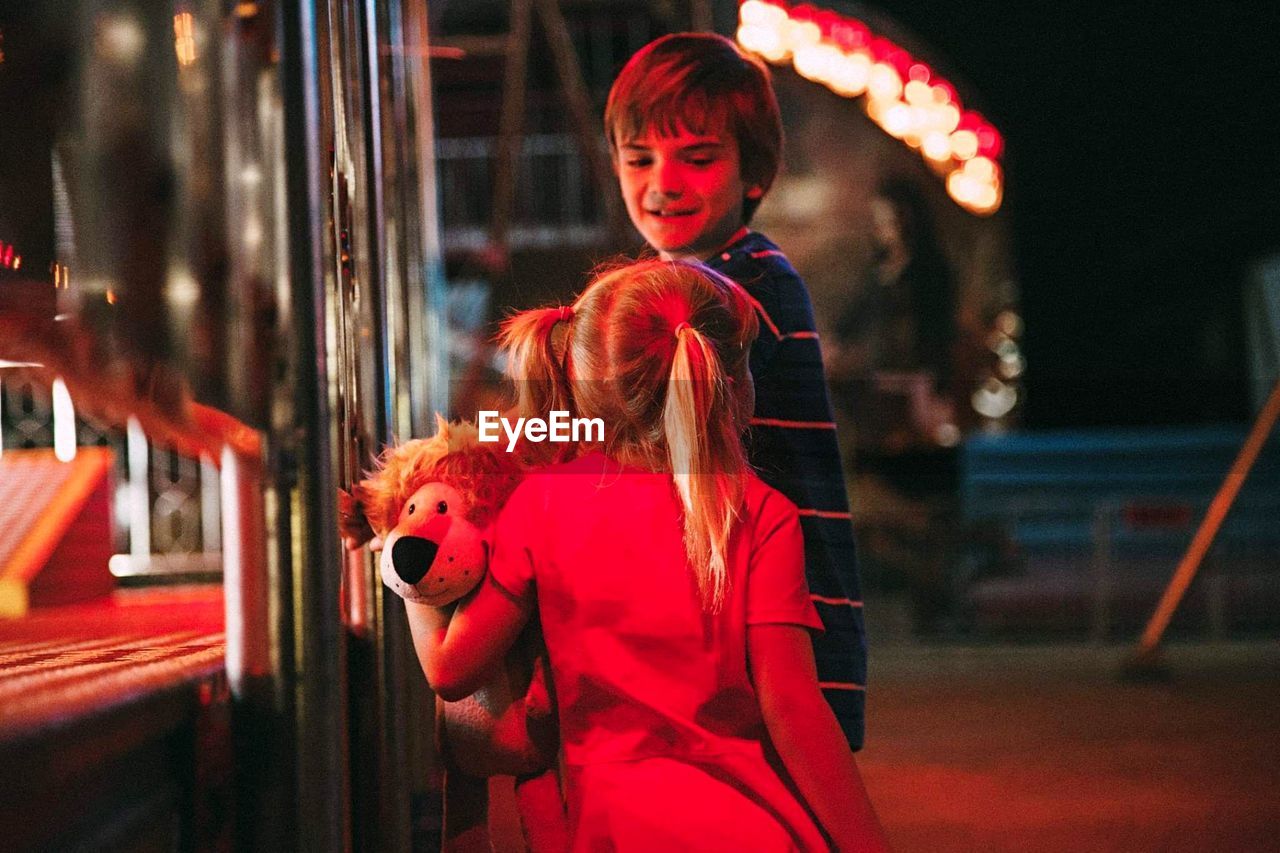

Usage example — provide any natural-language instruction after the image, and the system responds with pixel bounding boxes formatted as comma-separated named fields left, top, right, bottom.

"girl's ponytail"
left=498, top=260, right=757, bottom=611
left=498, top=305, right=575, bottom=423
left=663, top=321, right=747, bottom=612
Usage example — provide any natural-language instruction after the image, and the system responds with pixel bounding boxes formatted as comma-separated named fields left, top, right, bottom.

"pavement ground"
left=857, top=594, right=1280, bottom=852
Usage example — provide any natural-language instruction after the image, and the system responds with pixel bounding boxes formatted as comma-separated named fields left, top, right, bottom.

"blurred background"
left=0, top=1, right=1277, bottom=850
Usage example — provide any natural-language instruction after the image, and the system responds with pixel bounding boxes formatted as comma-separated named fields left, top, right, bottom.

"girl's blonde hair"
left=498, top=260, right=759, bottom=611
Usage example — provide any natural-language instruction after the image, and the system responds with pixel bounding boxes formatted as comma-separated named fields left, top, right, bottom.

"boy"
left=605, top=33, right=869, bottom=750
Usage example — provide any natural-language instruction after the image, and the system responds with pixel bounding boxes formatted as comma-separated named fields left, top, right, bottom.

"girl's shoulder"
left=742, top=471, right=801, bottom=528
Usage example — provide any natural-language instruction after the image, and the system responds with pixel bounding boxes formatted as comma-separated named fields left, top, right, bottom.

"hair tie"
left=558, top=305, right=574, bottom=323
left=673, top=321, right=692, bottom=338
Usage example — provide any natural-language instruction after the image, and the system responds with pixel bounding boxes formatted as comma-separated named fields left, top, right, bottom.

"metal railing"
left=0, top=377, right=222, bottom=578
left=436, top=133, right=609, bottom=250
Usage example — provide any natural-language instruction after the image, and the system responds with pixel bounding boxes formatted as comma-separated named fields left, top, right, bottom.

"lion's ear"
left=433, top=413, right=450, bottom=441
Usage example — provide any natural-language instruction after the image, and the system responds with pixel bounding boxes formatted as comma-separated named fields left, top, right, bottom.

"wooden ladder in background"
left=435, top=0, right=626, bottom=254
left=436, top=0, right=715, bottom=254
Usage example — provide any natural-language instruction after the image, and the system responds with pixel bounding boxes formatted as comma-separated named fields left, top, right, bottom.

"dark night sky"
left=872, top=2, right=1280, bottom=427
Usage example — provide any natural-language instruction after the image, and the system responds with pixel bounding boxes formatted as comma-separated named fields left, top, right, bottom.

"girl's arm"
left=748, top=623, right=890, bottom=853
left=404, top=575, right=531, bottom=701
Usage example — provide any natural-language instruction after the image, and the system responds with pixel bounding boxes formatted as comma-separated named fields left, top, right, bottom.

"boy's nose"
left=651, top=160, right=684, bottom=197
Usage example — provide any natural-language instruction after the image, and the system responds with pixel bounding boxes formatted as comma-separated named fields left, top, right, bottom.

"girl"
left=409, top=260, right=887, bottom=851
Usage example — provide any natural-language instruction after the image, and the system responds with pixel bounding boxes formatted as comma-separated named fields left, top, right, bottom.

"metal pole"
left=280, top=0, right=349, bottom=848
left=490, top=0, right=532, bottom=252
left=1131, top=378, right=1280, bottom=666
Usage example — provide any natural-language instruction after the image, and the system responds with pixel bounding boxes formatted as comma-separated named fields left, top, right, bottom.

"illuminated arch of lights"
left=737, top=0, right=1004, bottom=216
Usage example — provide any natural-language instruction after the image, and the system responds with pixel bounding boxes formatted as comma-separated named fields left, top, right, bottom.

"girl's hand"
left=338, top=487, right=377, bottom=549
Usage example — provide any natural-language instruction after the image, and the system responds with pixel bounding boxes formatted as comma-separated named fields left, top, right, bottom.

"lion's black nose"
left=391, top=535, right=439, bottom=585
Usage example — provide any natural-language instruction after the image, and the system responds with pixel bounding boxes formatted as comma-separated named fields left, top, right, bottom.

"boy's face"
left=615, top=125, right=762, bottom=261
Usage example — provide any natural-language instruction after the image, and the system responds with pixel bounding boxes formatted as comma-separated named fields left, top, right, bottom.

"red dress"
left=488, top=452, right=829, bottom=851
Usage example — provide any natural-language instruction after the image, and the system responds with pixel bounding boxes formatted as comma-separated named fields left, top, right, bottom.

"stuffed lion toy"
left=341, top=416, right=565, bottom=852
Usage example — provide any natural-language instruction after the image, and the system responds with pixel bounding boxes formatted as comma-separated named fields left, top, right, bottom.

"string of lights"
left=736, top=0, right=1004, bottom=215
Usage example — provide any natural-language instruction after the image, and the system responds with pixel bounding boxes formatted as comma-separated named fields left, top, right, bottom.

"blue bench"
left=955, top=425, right=1280, bottom=636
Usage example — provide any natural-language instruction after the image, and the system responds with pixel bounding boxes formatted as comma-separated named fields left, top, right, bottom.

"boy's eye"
left=624, top=158, right=651, bottom=168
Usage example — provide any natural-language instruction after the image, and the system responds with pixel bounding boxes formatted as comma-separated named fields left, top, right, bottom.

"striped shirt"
left=709, top=230, right=868, bottom=750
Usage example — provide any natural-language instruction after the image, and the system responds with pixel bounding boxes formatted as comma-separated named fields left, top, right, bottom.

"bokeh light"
left=736, top=0, right=1003, bottom=215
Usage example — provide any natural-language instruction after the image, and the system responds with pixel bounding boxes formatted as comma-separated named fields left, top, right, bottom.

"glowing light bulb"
left=759, top=34, right=789, bottom=63
left=964, top=156, right=996, bottom=182
left=829, top=51, right=871, bottom=96
left=739, top=23, right=787, bottom=62
left=737, top=25, right=766, bottom=56
left=922, top=132, right=952, bottom=161
left=935, top=423, right=961, bottom=447
left=864, top=97, right=887, bottom=124
left=972, top=378, right=1018, bottom=419
left=933, top=103, right=961, bottom=135
left=786, top=19, right=822, bottom=53
left=882, top=103, right=912, bottom=138
left=99, top=14, right=145, bottom=66
left=995, top=311, right=1023, bottom=338
left=947, top=170, right=975, bottom=204
left=867, top=62, right=902, bottom=102
left=949, top=129, right=979, bottom=160
left=794, top=44, right=841, bottom=84
left=972, top=183, right=999, bottom=212
left=740, top=0, right=772, bottom=27
left=903, top=79, right=932, bottom=106
left=908, top=106, right=932, bottom=136
left=174, top=12, right=197, bottom=67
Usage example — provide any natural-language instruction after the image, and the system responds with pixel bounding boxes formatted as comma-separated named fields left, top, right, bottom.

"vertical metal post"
left=279, top=0, right=349, bottom=849
left=221, top=442, right=271, bottom=697
left=405, top=0, right=450, bottom=428
left=490, top=0, right=532, bottom=251
left=200, top=453, right=221, bottom=554
left=126, top=415, right=151, bottom=562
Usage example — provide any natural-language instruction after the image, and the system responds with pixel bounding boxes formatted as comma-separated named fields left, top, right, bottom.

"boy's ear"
left=746, top=185, right=764, bottom=200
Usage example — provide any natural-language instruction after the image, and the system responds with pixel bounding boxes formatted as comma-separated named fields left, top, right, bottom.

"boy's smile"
left=616, top=127, right=762, bottom=261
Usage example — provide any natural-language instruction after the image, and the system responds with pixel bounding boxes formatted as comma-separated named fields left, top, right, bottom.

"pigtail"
left=497, top=306, right=575, bottom=422
left=663, top=323, right=747, bottom=612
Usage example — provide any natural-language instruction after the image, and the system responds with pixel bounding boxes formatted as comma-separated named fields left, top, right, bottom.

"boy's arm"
left=405, top=575, right=531, bottom=701
left=749, top=623, right=888, bottom=852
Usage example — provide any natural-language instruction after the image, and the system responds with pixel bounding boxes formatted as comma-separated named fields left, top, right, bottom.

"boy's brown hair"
left=604, top=33, right=783, bottom=224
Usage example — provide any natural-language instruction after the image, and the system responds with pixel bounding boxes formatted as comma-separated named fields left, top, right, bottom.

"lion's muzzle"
left=390, top=535, right=441, bottom=585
